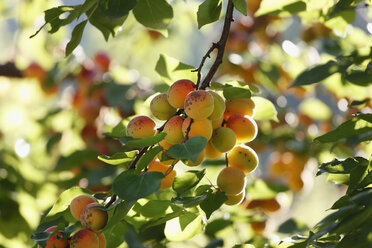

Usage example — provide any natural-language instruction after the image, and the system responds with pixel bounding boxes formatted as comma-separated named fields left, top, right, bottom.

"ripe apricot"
left=40, top=226, right=68, bottom=248
left=80, top=202, right=108, bottom=232
left=150, top=93, right=177, bottom=120
left=182, top=117, right=213, bottom=140
left=224, top=98, right=255, bottom=119
left=147, top=160, right=176, bottom=189
left=159, top=139, right=172, bottom=150
left=94, top=52, right=110, bottom=72
left=126, top=116, right=156, bottom=138
left=225, top=191, right=245, bottom=206
left=217, top=167, right=246, bottom=195
left=250, top=220, right=266, bottom=235
left=212, top=116, right=224, bottom=129
left=70, top=195, right=97, bottom=221
left=208, top=91, right=226, bottom=120
left=227, top=145, right=258, bottom=173
left=163, top=116, right=184, bottom=144
left=184, top=90, right=214, bottom=120
left=262, top=198, right=281, bottom=212
left=226, top=114, right=257, bottom=143
left=98, top=233, right=106, bottom=248
left=70, top=229, right=99, bottom=248
left=211, top=127, right=236, bottom=153
left=185, top=149, right=205, bottom=167
left=23, top=62, right=47, bottom=84
left=205, top=141, right=222, bottom=159
left=288, top=174, right=304, bottom=192
left=167, top=79, right=195, bottom=109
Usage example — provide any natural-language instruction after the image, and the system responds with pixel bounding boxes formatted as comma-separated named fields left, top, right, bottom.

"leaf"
left=345, top=71, right=372, bottom=86
left=119, top=132, right=167, bottom=150
left=104, top=221, right=128, bottom=248
left=56, top=149, right=98, bottom=171
left=278, top=218, right=308, bottom=234
left=98, top=0, right=136, bottom=18
left=165, top=136, right=207, bottom=163
left=255, top=0, right=306, bottom=17
left=171, top=194, right=208, bottom=208
left=133, top=0, right=173, bottom=34
left=98, top=151, right=137, bottom=165
left=200, top=191, right=227, bottom=219
left=65, top=20, right=88, bottom=56
left=135, top=146, right=163, bottom=173
left=142, top=208, right=185, bottom=230
left=247, top=179, right=288, bottom=200
left=104, top=120, right=127, bottom=138
left=155, top=54, right=197, bottom=85
left=197, top=0, right=222, bottom=29
left=124, top=224, right=147, bottom=248
left=232, top=0, right=247, bottom=15
left=299, top=98, right=332, bottom=121
left=172, top=169, right=206, bottom=195
left=251, top=96, right=278, bottom=122
left=317, top=157, right=368, bottom=176
left=46, top=132, right=62, bottom=154
left=205, top=218, right=233, bottom=238
left=140, top=200, right=171, bottom=218
left=113, top=170, right=164, bottom=202
left=292, top=60, right=339, bottom=87
left=223, top=86, right=251, bottom=100
left=164, top=212, right=204, bottom=241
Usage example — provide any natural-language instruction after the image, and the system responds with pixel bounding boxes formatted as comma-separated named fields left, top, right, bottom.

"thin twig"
left=194, top=43, right=219, bottom=89
left=128, top=147, right=149, bottom=169
left=104, top=194, right=117, bottom=208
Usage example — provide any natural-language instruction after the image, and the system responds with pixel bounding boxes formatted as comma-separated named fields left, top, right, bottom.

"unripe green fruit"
left=126, top=116, right=156, bottom=138
left=150, top=93, right=177, bottom=120
left=208, top=91, right=226, bottom=120
left=211, top=127, right=236, bottom=153
left=80, top=202, right=108, bottom=232
left=164, top=116, right=184, bottom=144
left=217, top=167, right=247, bottom=195
left=184, top=90, right=214, bottom=120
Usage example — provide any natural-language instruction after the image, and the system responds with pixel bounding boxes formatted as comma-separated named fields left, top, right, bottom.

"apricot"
left=262, top=198, right=281, bottom=212
left=208, top=91, right=226, bottom=120
left=224, top=98, right=255, bottom=119
left=150, top=93, right=177, bottom=120
left=70, top=195, right=97, bottom=221
left=184, top=90, right=214, bottom=120
left=163, top=116, right=184, bottom=144
left=80, top=202, right=108, bottom=232
left=39, top=226, right=68, bottom=248
left=98, top=233, right=106, bottom=248
left=288, top=175, right=304, bottom=192
left=205, top=141, right=222, bottom=159
left=212, top=116, right=224, bottom=129
left=167, top=79, right=195, bottom=109
left=23, top=62, right=46, bottom=84
left=126, top=116, right=156, bottom=138
left=70, top=229, right=99, bottom=248
left=217, top=167, right=246, bottom=195
left=226, top=114, right=257, bottom=143
left=94, top=52, right=110, bottom=72
left=182, top=117, right=212, bottom=140
left=227, top=145, right=258, bottom=173
left=250, top=220, right=266, bottom=235
left=147, top=160, right=176, bottom=189
left=159, top=139, right=172, bottom=150
left=211, top=127, right=236, bottom=153
left=225, top=190, right=245, bottom=206
left=185, top=149, right=205, bottom=167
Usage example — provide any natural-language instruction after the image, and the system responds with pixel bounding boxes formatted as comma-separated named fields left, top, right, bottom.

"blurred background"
left=0, top=0, right=371, bottom=247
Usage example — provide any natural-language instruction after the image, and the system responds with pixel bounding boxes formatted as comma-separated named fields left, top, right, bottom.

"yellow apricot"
left=217, top=167, right=247, bottom=195
left=150, top=93, right=177, bottom=120
left=205, top=141, right=222, bottom=159
left=80, top=202, right=108, bottom=232
left=126, top=116, right=156, bottom=138
left=159, top=139, right=172, bottom=150
left=164, top=116, right=184, bottom=144
left=226, top=114, right=257, bottom=142
left=147, top=160, right=176, bottom=189
left=225, top=190, right=246, bottom=206
left=167, top=79, right=195, bottom=109
left=70, top=229, right=99, bottom=248
left=211, top=116, right=224, bottom=129
left=227, top=145, right=258, bottom=173
left=98, top=233, right=106, bottom=248
left=211, top=127, right=236, bottom=153
left=208, top=91, right=226, bottom=120
left=40, top=226, right=68, bottom=248
left=182, top=117, right=213, bottom=140
left=184, top=90, right=214, bottom=120
left=224, top=98, right=255, bottom=119
left=70, top=195, right=97, bottom=221
left=185, top=149, right=205, bottom=167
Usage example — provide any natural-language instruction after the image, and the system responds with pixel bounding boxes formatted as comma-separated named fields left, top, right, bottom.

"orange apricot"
left=262, top=198, right=281, bottom=212
left=288, top=174, right=304, bottom=192
left=80, top=202, right=108, bottom=232
left=225, top=190, right=246, bottom=206
left=147, top=160, right=176, bottom=189
left=126, top=116, right=156, bottom=138
left=150, top=93, right=177, bottom=120
left=70, top=195, right=97, bottom=221
left=208, top=91, right=226, bottom=120
left=159, top=139, right=172, bottom=150
left=94, top=52, right=110, bottom=72
left=184, top=90, right=214, bottom=120
left=40, top=226, right=68, bottom=248
left=217, top=167, right=247, bottom=195
left=205, top=141, right=222, bottom=159
left=167, top=79, right=195, bottom=109
left=23, top=62, right=47, bottom=84
left=182, top=117, right=213, bottom=140
left=70, top=229, right=99, bottom=248
left=226, top=114, right=257, bottom=142
left=250, top=220, right=266, bottom=235
left=227, top=145, right=259, bottom=173
left=163, top=116, right=184, bottom=144
left=98, top=233, right=106, bottom=248
left=224, top=98, right=255, bottom=119
left=211, top=127, right=236, bottom=153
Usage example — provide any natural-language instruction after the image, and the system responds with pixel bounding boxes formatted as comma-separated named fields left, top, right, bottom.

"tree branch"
left=0, top=62, right=23, bottom=78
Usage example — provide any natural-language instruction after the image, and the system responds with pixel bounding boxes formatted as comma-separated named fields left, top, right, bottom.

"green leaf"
left=164, top=212, right=204, bottom=241
left=255, top=0, right=306, bottom=17
left=46, top=132, right=62, bottom=154
left=345, top=71, right=372, bottom=86
left=104, top=221, right=128, bottom=248
left=171, top=194, right=208, bottom=208
left=65, top=20, right=88, bottom=56
left=98, top=151, right=137, bottom=165
left=317, top=157, right=368, bottom=176
left=56, top=149, right=98, bottom=171
left=98, top=0, right=136, bottom=18
left=200, top=191, right=227, bottom=219
left=205, top=218, right=233, bottom=238
left=135, top=146, right=163, bottom=173
left=251, top=96, right=278, bottom=122
left=133, top=0, right=173, bottom=34
left=172, top=169, right=206, bottom=195
left=232, top=0, right=247, bottom=15
left=197, top=0, right=222, bottom=29
left=124, top=224, right=147, bottom=248
left=155, top=54, right=197, bottom=85
left=165, top=136, right=207, bottom=163
left=119, top=132, right=167, bottom=150
left=223, top=86, right=251, bottom=100
left=142, top=208, right=185, bottom=230
left=292, top=60, right=339, bottom=87
left=247, top=180, right=288, bottom=200
left=299, top=98, right=332, bottom=121
left=278, top=218, right=308, bottom=234
left=113, top=170, right=164, bottom=202
left=140, top=200, right=171, bottom=218
left=104, top=120, right=127, bottom=138
left=314, top=114, right=372, bottom=146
